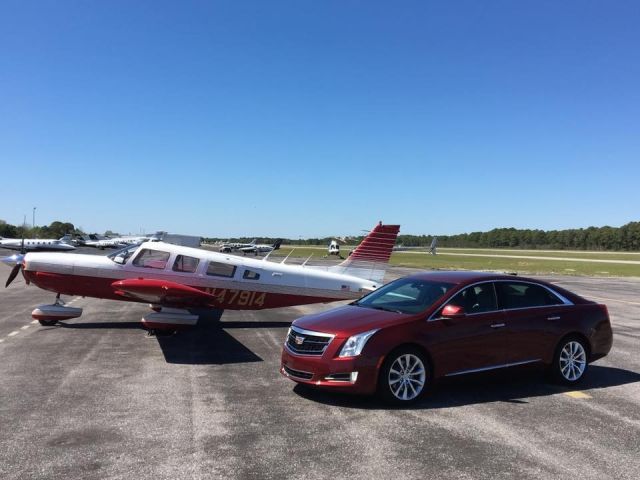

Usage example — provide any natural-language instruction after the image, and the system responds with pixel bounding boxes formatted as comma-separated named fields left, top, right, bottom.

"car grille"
left=283, top=365, right=313, bottom=380
left=286, top=327, right=333, bottom=356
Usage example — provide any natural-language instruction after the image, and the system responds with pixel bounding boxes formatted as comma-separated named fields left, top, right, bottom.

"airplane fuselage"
left=21, top=242, right=377, bottom=310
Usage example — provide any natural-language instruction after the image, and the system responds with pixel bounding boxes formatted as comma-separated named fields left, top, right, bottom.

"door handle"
left=490, top=323, right=506, bottom=328
left=547, top=316, right=561, bottom=321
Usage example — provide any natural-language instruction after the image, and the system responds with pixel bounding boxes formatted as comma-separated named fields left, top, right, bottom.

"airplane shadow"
left=54, top=315, right=291, bottom=366
left=292, top=365, right=640, bottom=410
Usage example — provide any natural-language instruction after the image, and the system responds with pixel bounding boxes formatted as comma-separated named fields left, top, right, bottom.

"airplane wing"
left=111, top=279, right=219, bottom=308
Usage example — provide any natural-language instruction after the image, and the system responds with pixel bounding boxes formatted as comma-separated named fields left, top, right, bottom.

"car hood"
left=293, top=305, right=411, bottom=337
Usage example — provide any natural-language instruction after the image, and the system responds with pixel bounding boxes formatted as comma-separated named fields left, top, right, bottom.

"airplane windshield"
left=107, top=244, right=140, bottom=263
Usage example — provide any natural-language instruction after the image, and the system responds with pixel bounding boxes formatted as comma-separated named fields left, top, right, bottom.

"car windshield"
left=107, top=244, right=140, bottom=263
left=353, top=278, right=455, bottom=314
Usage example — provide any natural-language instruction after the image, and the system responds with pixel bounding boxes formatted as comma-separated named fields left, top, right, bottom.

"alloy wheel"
left=388, top=353, right=426, bottom=401
left=559, top=341, right=587, bottom=382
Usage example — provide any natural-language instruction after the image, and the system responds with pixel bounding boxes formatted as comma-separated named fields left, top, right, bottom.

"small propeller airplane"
left=238, top=239, right=282, bottom=256
left=2, top=222, right=400, bottom=331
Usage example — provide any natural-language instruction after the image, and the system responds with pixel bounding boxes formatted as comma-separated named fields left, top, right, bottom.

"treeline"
left=397, top=222, right=640, bottom=251
left=204, top=222, right=640, bottom=252
left=0, top=220, right=78, bottom=239
left=4, top=219, right=638, bottom=251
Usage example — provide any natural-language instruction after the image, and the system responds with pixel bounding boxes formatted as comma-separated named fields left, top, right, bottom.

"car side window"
left=445, top=283, right=498, bottom=315
left=172, top=255, right=200, bottom=273
left=496, top=282, right=563, bottom=309
left=132, top=249, right=170, bottom=269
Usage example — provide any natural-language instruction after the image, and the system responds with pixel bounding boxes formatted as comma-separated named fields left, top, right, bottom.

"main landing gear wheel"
left=551, top=336, right=589, bottom=385
left=379, top=347, right=429, bottom=405
left=38, top=319, right=58, bottom=326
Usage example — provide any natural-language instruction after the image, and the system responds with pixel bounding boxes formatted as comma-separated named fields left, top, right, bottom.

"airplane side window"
left=172, top=255, right=200, bottom=273
left=132, top=249, right=170, bottom=269
left=207, top=261, right=237, bottom=278
left=243, top=270, right=260, bottom=280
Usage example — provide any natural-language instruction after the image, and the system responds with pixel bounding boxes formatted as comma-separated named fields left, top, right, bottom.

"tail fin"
left=329, top=222, right=400, bottom=283
left=272, top=239, right=282, bottom=250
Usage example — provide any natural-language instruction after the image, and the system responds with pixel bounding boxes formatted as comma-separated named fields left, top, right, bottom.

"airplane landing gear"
left=31, top=293, right=83, bottom=325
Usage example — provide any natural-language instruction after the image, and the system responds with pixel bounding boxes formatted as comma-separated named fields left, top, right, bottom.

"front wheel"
left=378, top=347, right=429, bottom=405
left=551, top=337, right=589, bottom=385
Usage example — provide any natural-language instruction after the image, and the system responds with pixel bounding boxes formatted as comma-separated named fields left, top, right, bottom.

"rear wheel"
left=551, top=336, right=588, bottom=385
left=379, top=347, right=429, bottom=405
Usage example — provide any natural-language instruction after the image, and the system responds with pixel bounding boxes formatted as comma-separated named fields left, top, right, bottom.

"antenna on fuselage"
left=301, top=253, right=313, bottom=266
left=280, top=249, right=295, bottom=264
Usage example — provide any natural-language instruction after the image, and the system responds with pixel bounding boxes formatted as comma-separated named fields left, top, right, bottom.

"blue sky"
left=1, top=1, right=638, bottom=238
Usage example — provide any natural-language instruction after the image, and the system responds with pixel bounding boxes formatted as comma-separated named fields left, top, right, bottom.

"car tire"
left=378, top=347, right=430, bottom=405
left=550, top=336, right=589, bottom=385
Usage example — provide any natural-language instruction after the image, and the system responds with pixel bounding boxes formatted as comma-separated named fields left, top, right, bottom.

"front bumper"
left=280, top=345, right=379, bottom=395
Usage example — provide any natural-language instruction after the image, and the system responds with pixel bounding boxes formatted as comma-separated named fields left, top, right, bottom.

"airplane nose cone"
left=1, top=254, right=25, bottom=267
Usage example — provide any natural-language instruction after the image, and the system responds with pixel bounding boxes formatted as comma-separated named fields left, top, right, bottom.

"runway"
left=0, top=248, right=639, bottom=479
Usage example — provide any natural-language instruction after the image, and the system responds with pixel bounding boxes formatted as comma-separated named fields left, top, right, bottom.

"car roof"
left=407, top=270, right=529, bottom=285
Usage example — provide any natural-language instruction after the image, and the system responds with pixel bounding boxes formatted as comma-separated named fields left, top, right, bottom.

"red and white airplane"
left=2, top=222, right=400, bottom=330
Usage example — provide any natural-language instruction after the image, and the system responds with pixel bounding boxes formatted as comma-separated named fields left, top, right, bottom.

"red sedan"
left=280, top=271, right=613, bottom=404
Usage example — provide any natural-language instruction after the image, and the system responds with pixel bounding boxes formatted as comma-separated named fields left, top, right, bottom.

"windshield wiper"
left=370, top=305, right=404, bottom=314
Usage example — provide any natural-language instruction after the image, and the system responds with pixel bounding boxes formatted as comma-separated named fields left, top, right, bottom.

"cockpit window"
left=107, top=244, right=139, bottom=264
left=173, top=255, right=200, bottom=273
left=132, top=249, right=170, bottom=269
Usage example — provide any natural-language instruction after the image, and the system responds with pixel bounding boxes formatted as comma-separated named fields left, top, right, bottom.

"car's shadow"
left=54, top=316, right=291, bottom=365
left=292, top=365, right=640, bottom=410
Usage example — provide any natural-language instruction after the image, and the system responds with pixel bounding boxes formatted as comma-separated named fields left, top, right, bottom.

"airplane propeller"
left=3, top=236, right=26, bottom=287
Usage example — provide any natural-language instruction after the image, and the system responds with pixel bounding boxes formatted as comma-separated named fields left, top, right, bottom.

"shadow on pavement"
left=292, top=364, right=640, bottom=410
left=54, top=315, right=291, bottom=366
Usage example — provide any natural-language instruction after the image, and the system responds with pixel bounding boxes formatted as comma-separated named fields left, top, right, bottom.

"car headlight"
left=338, top=329, right=379, bottom=358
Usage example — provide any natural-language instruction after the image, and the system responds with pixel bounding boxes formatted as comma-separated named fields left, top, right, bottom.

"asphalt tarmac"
left=0, top=248, right=639, bottom=479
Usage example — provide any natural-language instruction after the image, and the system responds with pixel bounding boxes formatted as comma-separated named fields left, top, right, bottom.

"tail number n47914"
left=205, top=288, right=266, bottom=307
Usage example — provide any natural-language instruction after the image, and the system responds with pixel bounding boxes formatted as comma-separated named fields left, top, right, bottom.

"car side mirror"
left=441, top=304, right=465, bottom=319
left=114, top=255, right=126, bottom=265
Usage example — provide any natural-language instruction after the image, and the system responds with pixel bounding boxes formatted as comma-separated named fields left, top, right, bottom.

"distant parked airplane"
left=0, top=236, right=75, bottom=252
left=428, top=237, right=438, bottom=255
left=239, top=240, right=282, bottom=256
left=219, top=239, right=257, bottom=253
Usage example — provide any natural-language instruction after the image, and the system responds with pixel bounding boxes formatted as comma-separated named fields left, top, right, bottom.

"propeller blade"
left=6, top=263, right=21, bottom=287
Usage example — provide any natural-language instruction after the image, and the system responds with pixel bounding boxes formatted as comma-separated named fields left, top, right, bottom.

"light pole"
left=33, top=207, right=36, bottom=229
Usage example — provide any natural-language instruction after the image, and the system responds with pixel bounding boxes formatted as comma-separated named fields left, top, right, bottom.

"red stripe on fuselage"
left=22, top=270, right=349, bottom=310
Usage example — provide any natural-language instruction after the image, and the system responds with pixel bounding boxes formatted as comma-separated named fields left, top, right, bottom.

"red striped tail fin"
left=330, top=222, right=400, bottom=283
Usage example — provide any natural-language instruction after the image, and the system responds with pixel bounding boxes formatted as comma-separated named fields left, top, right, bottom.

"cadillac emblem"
left=294, top=336, right=305, bottom=345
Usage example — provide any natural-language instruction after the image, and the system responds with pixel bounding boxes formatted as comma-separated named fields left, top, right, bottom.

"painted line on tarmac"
left=564, top=391, right=591, bottom=399
left=20, top=325, right=30, bottom=330
left=585, top=295, right=640, bottom=306
left=7, top=331, right=19, bottom=337
left=31, top=320, right=38, bottom=324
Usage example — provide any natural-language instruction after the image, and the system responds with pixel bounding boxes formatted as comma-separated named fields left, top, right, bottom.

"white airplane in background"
left=85, top=235, right=154, bottom=249
left=239, top=239, right=282, bottom=256
left=219, top=239, right=257, bottom=253
left=2, top=222, right=400, bottom=331
left=0, top=236, right=75, bottom=252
